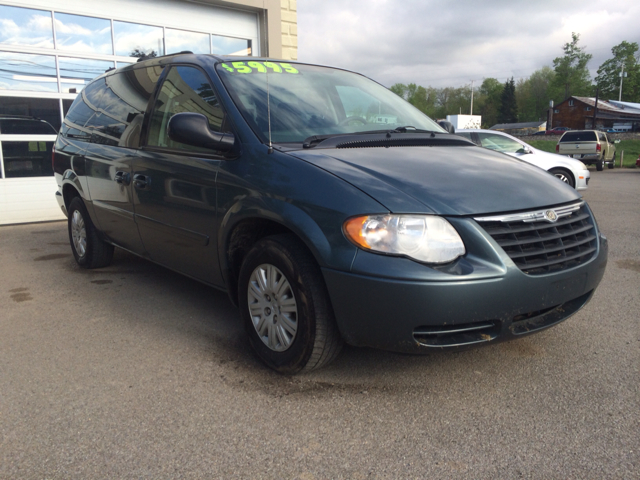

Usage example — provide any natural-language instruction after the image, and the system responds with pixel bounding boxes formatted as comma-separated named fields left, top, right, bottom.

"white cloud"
left=298, top=0, right=640, bottom=88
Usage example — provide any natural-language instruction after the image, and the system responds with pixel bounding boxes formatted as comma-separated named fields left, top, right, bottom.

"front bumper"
left=322, top=231, right=608, bottom=353
left=574, top=168, right=590, bottom=191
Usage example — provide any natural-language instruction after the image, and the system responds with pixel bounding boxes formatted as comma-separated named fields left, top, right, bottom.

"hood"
left=289, top=145, right=581, bottom=216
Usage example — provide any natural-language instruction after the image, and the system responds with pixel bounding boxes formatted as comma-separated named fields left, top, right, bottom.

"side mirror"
left=614, top=139, right=621, bottom=144
left=168, top=112, right=235, bottom=152
left=438, top=120, right=455, bottom=134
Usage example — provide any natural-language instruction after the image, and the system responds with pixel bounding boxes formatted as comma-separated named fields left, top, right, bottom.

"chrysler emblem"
left=544, top=210, right=558, bottom=222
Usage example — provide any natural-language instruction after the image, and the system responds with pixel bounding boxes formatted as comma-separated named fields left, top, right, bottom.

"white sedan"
left=457, top=129, right=590, bottom=190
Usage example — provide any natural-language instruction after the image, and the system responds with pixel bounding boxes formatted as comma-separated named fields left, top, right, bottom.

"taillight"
left=555, top=144, right=559, bottom=153
left=596, top=143, right=601, bottom=152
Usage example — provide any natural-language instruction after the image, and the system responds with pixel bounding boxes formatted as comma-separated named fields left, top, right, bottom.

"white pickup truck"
left=556, top=130, right=616, bottom=171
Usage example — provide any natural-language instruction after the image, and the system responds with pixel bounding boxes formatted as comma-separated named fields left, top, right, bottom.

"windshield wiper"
left=302, top=128, right=443, bottom=148
left=302, top=134, right=348, bottom=148
left=302, top=131, right=383, bottom=148
left=391, top=126, right=440, bottom=134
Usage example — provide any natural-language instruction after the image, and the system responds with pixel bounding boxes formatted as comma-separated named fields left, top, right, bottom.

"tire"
left=238, top=234, right=343, bottom=374
left=549, top=168, right=575, bottom=188
left=608, top=152, right=615, bottom=169
left=68, top=197, right=114, bottom=269
left=596, top=159, right=604, bottom=171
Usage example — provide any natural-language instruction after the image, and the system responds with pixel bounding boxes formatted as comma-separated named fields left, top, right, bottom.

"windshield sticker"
left=221, top=61, right=299, bottom=74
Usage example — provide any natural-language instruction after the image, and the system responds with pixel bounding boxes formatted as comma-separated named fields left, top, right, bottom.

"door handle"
left=114, top=171, right=130, bottom=186
left=133, top=173, right=151, bottom=189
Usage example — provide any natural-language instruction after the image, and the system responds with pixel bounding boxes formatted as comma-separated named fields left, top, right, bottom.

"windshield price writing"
left=221, top=61, right=299, bottom=74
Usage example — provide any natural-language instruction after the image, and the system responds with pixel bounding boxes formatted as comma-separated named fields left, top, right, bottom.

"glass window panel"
left=477, top=133, right=527, bottom=153
left=148, top=66, right=223, bottom=152
left=0, top=52, right=57, bottom=92
left=0, top=117, right=57, bottom=135
left=165, top=29, right=209, bottom=54
left=63, top=94, right=95, bottom=128
left=59, top=57, right=114, bottom=93
left=79, top=67, right=162, bottom=147
left=0, top=5, right=53, bottom=48
left=2, top=141, right=54, bottom=177
left=54, top=13, right=112, bottom=54
left=211, top=35, right=251, bottom=56
left=116, top=60, right=135, bottom=69
left=114, top=21, right=164, bottom=58
left=0, top=97, right=61, bottom=131
left=62, top=99, right=74, bottom=117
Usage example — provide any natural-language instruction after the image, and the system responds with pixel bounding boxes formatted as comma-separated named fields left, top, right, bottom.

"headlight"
left=344, top=215, right=465, bottom=264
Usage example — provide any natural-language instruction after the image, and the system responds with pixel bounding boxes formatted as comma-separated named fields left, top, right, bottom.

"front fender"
left=218, top=195, right=358, bottom=277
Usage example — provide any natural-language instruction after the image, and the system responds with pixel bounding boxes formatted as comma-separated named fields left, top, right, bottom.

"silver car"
left=458, top=129, right=590, bottom=190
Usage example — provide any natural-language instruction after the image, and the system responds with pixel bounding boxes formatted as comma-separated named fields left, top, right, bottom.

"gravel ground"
left=1, top=169, right=638, bottom=479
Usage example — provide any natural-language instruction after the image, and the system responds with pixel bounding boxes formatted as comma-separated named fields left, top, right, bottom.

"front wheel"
left=549, top=168, right=575, bottom=188
left=238, top=234, right=343, bottom=374
left=68, top=197, right=114, bottom=268
left=608, top=152, right=615, bottom=169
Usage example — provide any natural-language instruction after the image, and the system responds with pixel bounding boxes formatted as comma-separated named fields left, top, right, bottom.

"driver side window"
left=147, top=66, right=224, bottom=152
left=477, top=133, right=525, bottom=153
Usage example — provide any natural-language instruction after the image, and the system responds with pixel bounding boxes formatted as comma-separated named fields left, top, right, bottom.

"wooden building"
left=550, top=96, right=640, bottom=131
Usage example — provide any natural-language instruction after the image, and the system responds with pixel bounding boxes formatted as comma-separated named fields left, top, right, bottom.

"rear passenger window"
left=62, top=66, right=163, bottom=147
left=146, top=66, right=224, bottom=153
left=560, top=131, right=597, bottom=142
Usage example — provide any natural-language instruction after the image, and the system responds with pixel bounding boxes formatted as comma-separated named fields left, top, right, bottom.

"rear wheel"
left=68, top=197, right=114, bottom=268
left=596, top=159, right=604, bottom=171
left=238, top=234, right=343, bottom=374
left=549, top=168, right=575, bottom=188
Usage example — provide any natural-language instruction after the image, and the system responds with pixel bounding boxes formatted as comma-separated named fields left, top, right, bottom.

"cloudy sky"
left=297, top=0, right=640, bottom=89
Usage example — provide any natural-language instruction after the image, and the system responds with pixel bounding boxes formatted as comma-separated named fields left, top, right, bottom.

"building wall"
left=552, top=99, right=593, bottom=130
left=0, top=0, right=290, bottom=225
left=552, top=98, right=640, bottom=131
left=280, top=0, right=297, bottom=60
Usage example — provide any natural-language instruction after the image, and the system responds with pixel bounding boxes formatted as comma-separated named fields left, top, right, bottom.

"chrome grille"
left=475, top=202, right=597, bottom=275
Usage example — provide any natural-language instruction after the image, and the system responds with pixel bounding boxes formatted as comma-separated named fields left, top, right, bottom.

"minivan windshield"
left=216, top=61, right=444, bottom=144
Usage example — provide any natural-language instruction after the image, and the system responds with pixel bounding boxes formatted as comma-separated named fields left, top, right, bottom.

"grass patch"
left=616, top=140, right=640, bottom=167
left=527, top=139, right=557, bottom=153
left=526, top=138, right=640, bottom=167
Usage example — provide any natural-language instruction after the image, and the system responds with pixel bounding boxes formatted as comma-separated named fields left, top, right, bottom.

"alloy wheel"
left=247, top=263, right=298, bottom=352
left=71, top=209, right=87, bottom=258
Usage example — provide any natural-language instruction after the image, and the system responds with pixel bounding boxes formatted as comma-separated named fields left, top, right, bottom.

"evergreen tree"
left=498, top=77, right=518, bottom=124
left=594, top=41, right=640, bottom=102
left=549, top=32, right=592, bottom=101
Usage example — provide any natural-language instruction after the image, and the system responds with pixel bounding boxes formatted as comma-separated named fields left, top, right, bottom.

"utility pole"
left=619, top=63, right=627, bottom=102
left=470, top=80, right=474, bottom=115
left=593, top=87, right=599, bottom=129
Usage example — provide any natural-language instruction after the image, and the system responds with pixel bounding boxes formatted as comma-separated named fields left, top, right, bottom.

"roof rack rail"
left=136, top=50, right=194, bottom=62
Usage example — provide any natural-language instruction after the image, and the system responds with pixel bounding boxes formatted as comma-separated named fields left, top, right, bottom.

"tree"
left=498, top=77, right=518, bottom=124
left=516, top=67, right=555, bottom=122
left=549, top=32, right=592, bottom=101
left=389, top=83, right=437, bottom=117
left=475, top=78, right=503, bottom=128
left=130, top=48, right=158, bottom=59
left=594, top=41, right=640, bottom=102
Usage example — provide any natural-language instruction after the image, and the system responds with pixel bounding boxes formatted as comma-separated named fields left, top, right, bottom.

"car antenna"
left=263, top=1, right=274, bottom=154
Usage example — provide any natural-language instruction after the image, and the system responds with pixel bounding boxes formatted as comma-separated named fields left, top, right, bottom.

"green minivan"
left=53, top=53, right=608, bottom=373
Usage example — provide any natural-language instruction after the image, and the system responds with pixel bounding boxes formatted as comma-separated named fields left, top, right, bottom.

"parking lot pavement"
left=1, top=170, right=639, bottom=479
